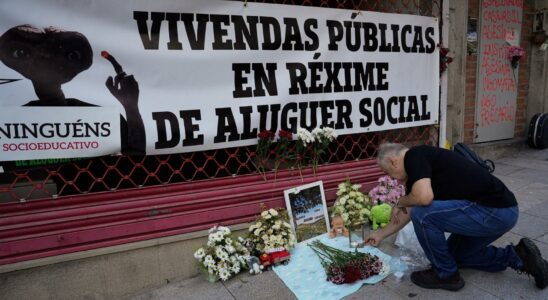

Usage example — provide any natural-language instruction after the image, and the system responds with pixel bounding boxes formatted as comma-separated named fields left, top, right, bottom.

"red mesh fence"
left=0, top=0, right=441, bottom=203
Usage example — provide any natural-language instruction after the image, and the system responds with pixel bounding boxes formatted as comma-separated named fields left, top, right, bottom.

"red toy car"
left=260, top=248, right=291, bottom=270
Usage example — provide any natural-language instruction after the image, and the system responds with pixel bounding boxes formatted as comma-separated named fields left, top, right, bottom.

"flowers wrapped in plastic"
left=308, top=240, right=386, bottom=284
left=507, top=45, right=525, bottom=69
left=331, top=179, right=371, bottom=226
left=368, top=175, right=406, bottom=206
left=247, top=205, right=296, bottom=253
left=193, top=226, right=249, bottom=281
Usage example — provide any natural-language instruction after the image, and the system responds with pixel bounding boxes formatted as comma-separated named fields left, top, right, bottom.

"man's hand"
left=365, top=231, right=384, bottom=247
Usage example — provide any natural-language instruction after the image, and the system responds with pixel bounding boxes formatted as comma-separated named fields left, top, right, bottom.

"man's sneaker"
left=410, top=268, right=465, bottom=291
left=513, top=237, right=548, bottom=289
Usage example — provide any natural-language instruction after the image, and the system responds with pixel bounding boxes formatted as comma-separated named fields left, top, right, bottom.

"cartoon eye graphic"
left=12, top=48, right=29, bottom=59
left=66, top=50, right=82, bottom=61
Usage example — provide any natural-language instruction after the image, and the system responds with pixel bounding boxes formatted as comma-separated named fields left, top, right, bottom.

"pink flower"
left=507, top=46, right=525, bottom=59
left=369, top=175, right=406, bottom=205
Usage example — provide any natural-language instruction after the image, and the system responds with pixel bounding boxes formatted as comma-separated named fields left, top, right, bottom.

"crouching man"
left=365, top=143, right=548, bottom=291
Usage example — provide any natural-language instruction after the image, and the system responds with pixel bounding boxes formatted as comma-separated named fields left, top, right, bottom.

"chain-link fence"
left=0, top=0, right=441, bottom=203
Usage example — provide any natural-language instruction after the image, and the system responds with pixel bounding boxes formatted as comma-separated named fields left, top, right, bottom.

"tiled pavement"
left=131, top=147, right=548, bottom=300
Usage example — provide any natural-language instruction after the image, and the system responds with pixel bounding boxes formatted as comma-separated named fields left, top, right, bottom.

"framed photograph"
left=283, top=181, right=330, bottom=243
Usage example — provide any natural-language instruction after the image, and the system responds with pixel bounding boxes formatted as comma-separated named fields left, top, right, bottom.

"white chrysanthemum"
left=216, top=248, right=229, bottom=261
left=231, top=264, right=241, bottom=274
left=297, top=128, right=314, bottom=145
left=219, top=268, right=231, bottom=281
left=269, top=208, right=278, bottom=216
left=194, top=248, right=205, bottom=260
left=311, top=127, right=322, bottom=138
left=254, top=228, right=263, bottom=235
left=208, top=226, right=218, bottom=233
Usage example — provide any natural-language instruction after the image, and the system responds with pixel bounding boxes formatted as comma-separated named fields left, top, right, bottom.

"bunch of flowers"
left=253, top=130, right=276, bottom=180
left=332, top=179, right=371, bottom=226
left=193, top=226, right=249, bottom=281
left=296, top=127, right=338, bottom=176
left=439, top=46, right=454, bottom=73
left=311, top=127, right=338, bottom=171
left=309, top=240, right=387, bottom=284
left=273, top=129, right=293, bottom=177
left=368, top=175, right=406, bottom=206
left=507, top=45, right=525, bottom=69
left=247, top=206, right=296, bottom=253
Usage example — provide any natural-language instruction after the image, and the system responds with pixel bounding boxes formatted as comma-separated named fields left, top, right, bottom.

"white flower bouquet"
left=331, top=179, right=372, bottom=226
left=194, top=226, right=249, bottom=281
left=248, top=206, right=296, bottom=253
left=296, top=127, right=338, bottom=176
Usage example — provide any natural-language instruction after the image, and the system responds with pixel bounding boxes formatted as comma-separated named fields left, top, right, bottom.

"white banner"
left=0, top=0, right=439, bottom=162
left=0, top=107, right=121, bottom=161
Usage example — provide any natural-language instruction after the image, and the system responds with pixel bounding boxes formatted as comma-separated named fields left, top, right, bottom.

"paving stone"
left=522, top=200, right=548, bottom=219
left=385, top=269, right=501, bottom=300
left=224, top=271, right=297, bottom=300
left=537, top=234, right=548, bottom=246
left=130, top=276, right=234, bottom=300
left=492, top=162, right=525, bottom=176
left=506, top=169, right=548, bottom=186
left=514, top=148, right=548, bottom=161
left=511, top=214, right=548, bottom=240
left=515, top=182, right=548, bottom=200
left=462, top=268, right=548, bottom=300
left=496, top=157, right=548, bottom=173
left=341, top=280, right=404, bottom=300
left=514, top=189, right=545, bottom=212
left=495, top=175, right=532, bottom=191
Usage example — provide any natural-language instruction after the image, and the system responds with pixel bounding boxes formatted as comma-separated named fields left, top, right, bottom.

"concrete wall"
left=0, top=224, right=248, bottom=300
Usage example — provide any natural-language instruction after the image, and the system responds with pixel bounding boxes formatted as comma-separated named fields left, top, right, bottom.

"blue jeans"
left=411, top=200, right=522, bottom=278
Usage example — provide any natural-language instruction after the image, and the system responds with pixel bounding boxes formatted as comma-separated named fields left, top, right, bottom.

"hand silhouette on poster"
left=0, top=24, right=146, bottom=154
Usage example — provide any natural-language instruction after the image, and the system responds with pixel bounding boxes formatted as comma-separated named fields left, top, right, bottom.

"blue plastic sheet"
left=273, top=233, right=407, bottom=300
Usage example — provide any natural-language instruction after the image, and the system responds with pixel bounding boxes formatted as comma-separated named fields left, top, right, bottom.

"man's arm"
left=397, top=178, right=434, bottom=207
left=366, top=207, right=411, bottom=246
left=390, top=178, right=433, bottom=225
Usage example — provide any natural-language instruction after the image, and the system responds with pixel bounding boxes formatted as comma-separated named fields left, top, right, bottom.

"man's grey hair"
left=376, top=143, right=409, bottom=169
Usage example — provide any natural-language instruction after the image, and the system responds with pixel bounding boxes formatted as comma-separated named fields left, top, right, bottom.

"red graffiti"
left=482, top=76, right=515, bottom=92
left=479, top=95, right=515, bottom=126
left=482, top=0, right=523, bottom=8
left=483, top=9, right=521, bottom=24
